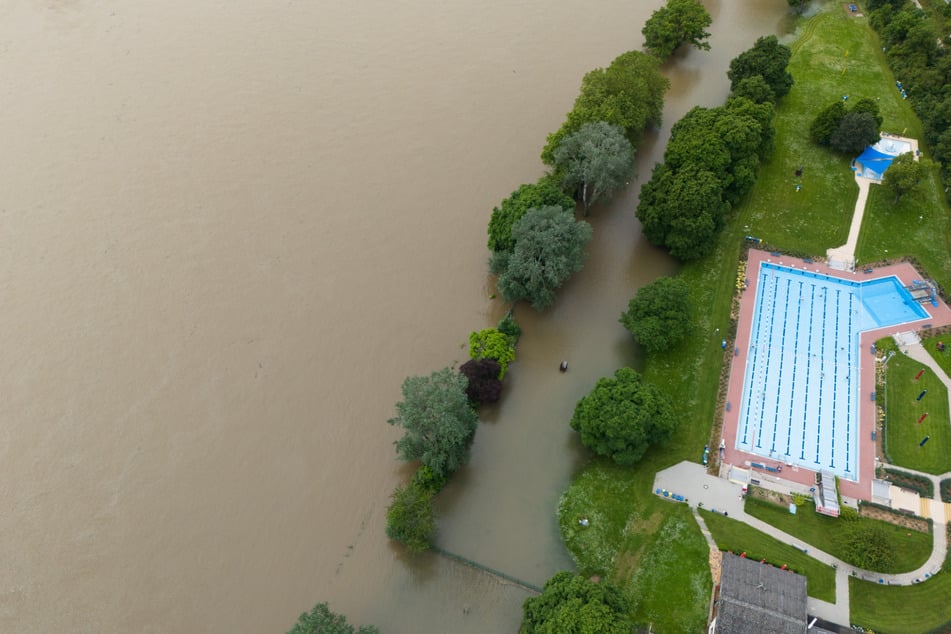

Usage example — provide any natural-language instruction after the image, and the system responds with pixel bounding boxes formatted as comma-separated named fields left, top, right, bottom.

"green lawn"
left=558, top=6, right=951, bottom=631
left=883, top=350, right=951, bottom=474
left=699, top=509, right=836, bottom=602
left=921, top=333, right=951, bottom=379
left=850, top=557, right=951, bottom=634
left=745, top=497, right=932, bottom=574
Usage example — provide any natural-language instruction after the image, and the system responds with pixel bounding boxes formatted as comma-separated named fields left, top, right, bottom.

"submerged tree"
left=459, top=358, right=503, bottom=405
left=490, top=205, right=592, bottom=310
left=287, top=602, right=379, bottom=634
left=487, top=178, right=576, bottom=254
left=388, top=367, right=478, bottom=478
left=552, top=121, right=635, bottom=215
left=385, top=482, right=436, bottom=553
left=642, top=0, right=713, bottom=60
left=727, top=35, right=793, bottom=99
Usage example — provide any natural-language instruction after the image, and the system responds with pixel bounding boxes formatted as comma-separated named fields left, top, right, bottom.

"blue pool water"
left=735, top=264, right=928, bottom=480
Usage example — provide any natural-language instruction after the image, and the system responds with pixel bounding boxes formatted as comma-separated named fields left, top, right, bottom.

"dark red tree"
left=459, top=358, right=503, bottom=405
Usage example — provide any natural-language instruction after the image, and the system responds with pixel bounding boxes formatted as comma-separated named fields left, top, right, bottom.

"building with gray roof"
left=710, top=552, right=808, bottom=634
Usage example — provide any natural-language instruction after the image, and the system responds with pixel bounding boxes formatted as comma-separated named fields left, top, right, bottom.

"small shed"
left=710, top=552, right=808, bottom=634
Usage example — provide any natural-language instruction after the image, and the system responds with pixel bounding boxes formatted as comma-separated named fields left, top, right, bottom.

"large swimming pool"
left=735, top=264, right=928, bottom=480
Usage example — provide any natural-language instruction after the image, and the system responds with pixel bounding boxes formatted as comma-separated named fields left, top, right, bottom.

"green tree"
left=490, top=206, right=593, bottom=310
left=850, top=97, right=883, bottom=127
left=835, top=523, right=895, bottom=571
left=287, top=602, right=379, bottom=634
left=468, top=328, right=516, bottom=378
left=521, top=571, right=634, bottom=634
left=636, top=163, right=729, bottom=261
left=787, top=0, right=806, bottom=13
left=727, top=35, right=793, bottom=99
left=810, top=101, right=847, bottom=145
left=882, top=152, right=924, bottom=203
left=569, top=368, right=677, bottom=465
left=385, top=482, right=436, bottom=553
left=542, top=51, right=668, bottom=164
left=620, top=276, right=693, bottom=353
left=732, top=75, right=775, bottom=104
left=487, top=178, right=576, bottom=253
left=552, top=121, right=635, bottom=215
left=641, top=0, right=713, bottom=60
left=388, top=368, right=478, bottom=478
left=830, top=111, right=880, bottom=155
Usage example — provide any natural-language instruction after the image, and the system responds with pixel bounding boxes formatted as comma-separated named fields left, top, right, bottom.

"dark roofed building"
left=711, top=552, right=808, bottom=634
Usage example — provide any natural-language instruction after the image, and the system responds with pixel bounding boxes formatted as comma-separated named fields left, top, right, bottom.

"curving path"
left=659, top=337, right=951, bottom=626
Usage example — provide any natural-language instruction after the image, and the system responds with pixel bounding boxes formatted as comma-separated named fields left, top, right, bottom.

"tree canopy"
left=487, top=178, right=576, bottom=253
left=883, top=152, right=924, bottom=203
left=620, top=276, right=693, bottom=353
left=388, top=367, right=478, bottom=478
left=727, top=35, right=793, bottom=99
left=490, top=205, right=593, bottom=310
left=459, top=358, right=503, bottom=405
left=636, top=163, right=729, bottom=261
left=636, top=96, right=775, bottom=260
left=521, top=571, right=634, bottom=634
left=835, top=523, right=894, bottom=571
left=810, top=101, right=847, bottom=145
left=569, top=368, right=676, bottom=466
left=385, top=481, right=436, bottom=553
left=287, top=602, right=379, bottom=634
left=552, top=121, right=635, bottom=215
left=731, top=75, right=775, bottom=104
left=642, top=0, right=713, bottom=60
left=469, top=327, right=516, bottom=377
left=541, top=51, right=668, bottom=164
left=829, top=111, right=880, bottom=155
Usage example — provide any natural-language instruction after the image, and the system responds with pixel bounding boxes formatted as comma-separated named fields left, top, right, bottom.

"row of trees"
left=384, top=316, right=520, bottom=553
left=866, top=0, right=951, bottom=196
left=636, top=36, right=791, bottom=261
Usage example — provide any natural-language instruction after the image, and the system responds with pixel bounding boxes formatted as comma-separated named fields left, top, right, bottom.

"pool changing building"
left=709, top=552, right=808, bottom=634
left=720, top=251, right=951, bottom=504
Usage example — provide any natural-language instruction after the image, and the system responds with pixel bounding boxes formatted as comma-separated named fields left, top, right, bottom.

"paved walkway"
left=658, top=337, right=951, bottom=627
left=654, top=460, right=947, bottom=626
left=826, top=134, right=920, bottom=270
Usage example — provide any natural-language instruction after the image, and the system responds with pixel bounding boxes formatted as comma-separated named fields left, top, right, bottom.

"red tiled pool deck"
left=720, top=250, right=951, bottom=501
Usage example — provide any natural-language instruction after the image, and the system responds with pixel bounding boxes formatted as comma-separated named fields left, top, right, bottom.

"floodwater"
left=0, top=1, right=786, bottom=632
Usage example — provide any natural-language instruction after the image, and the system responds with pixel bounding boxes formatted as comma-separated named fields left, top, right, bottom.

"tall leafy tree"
left=490, top=206, right=593, bottom=310
left=636, top=163, right=729, bottom=261
left=287, top=602, right=378, bottom=634
left=727, top=35, right=793, bottom=99
left=487, top=178, right=576, bottom=253
left=385, top=482, right=436, bottom=553
left=569, top=368, right=677, bottom=466
left=731, top=75, right=775, bottom=104
left=642, top=0, right=713, bottom=60
left=810, top=101, right=847, bottom=145
left=521, top=572, right=633, bottom=634
left=552, top=121, right=635, bottom=215
left=388, top=367, right=478, bottom=478
left=829, top=111, right=880, bottom=155
left=620, top=276, right=693, bottom=353
left=883, top=152, right=925, bottom=203
left=542, top=51, right=669, bottom=164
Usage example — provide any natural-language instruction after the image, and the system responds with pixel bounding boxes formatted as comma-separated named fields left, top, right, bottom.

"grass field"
left=558, top=4, right=950, bottom=631
left=699, top=509, right=836, bottom=602
left=850, top=556, right=951, bottom=633
left=922, top=333, right=951, bottom=379
left=745, top=497, right=932, bottom=574
left=883, top=349, right=951, bottom=474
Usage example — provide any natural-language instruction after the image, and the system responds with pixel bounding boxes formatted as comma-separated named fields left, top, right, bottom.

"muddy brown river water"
left=0, top=1, right=787, bottom=631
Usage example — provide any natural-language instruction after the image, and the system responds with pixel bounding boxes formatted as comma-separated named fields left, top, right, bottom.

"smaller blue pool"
left=860, top=277, right=929, bottom=328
